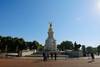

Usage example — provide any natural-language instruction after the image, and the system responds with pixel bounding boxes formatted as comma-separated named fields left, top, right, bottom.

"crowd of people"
left=43, top=52, right=57, bottom=61
left=42, top=51, right=95, bottom=63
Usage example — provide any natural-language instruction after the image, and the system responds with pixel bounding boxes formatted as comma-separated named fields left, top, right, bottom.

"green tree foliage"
left=37, top=44, right=44, bottom=51
left=25, top=40, right=44, bottom=51
left=58, top=41, right=73, bottom=51
left=0, top=36, right=25, bottom=53
left=32, top=41, right=44, bottom=51
left=57, top=41, right=81, bottom=51
left=92, top=47, right=97, bottom=54
left=86, top=46, right=93, bottom=54
left=57, top=44, right=62, bottom=51
left=32, top=41, right=39, bottom=49
left=25, top=42, right=33, bottom=50
left=97, top=45, right=100, bottom=55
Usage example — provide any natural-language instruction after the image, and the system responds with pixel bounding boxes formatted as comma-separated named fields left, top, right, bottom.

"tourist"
left=43, top=52, right=47, bottom=61
left=50, top=52, right=53, bottom=60
left=90, top=53, right=95, bottom=62
left=45, top=51, right=48, bottom=61
left=54, top=52, right=57, bottom=60
left=43, top=52, right=45, bottom=61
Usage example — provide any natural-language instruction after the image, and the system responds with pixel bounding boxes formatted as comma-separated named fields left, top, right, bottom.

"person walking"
left=54, top=52, right=57, bottom=60
left=45, top=51, right=48, bottom=61
left=43, top=51, right=48, bottom=61
left=90, top=53, right=95, bottom=62
left=43, top=52, right=46, bottom=61
left=50, top=52, right=53, bottom=60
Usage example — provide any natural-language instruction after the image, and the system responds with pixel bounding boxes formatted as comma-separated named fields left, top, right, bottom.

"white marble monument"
left=44, top=23, right=57, bottom=51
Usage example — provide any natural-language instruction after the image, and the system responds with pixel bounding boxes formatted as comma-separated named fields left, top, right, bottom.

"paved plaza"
left=0, top=57, right=100, bottom=67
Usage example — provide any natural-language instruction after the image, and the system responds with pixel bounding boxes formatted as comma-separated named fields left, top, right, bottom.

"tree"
left=17, top=38, right=25, bottom=57
left=25, top=42, right=33, bottom=50
left=57, top=44, right=62, bottom=51
left=86, top=46, right=93, bottom=54
left=59, top=41, right=73, bottom=51
left=92, top=47, right=97, bottom=54
left=13, top=37, right=25, bottom=57
left=0, top=36, right=28, bottom=56
left=0, top=37, right=8, bottom=52
left=13, top=37, right=20, bottom=52
left=37, top=44, right=44, bottom=51
left=32, top=41, right=39, bottom=50
left=6, top=36, right=13, bottom=52
left=97, top=45, right=100, bottom=55
left=0, top=36, right=2, bottom=52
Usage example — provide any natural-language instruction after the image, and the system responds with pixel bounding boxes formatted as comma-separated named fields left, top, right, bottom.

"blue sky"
left=0, top=0, right=100, bottom=47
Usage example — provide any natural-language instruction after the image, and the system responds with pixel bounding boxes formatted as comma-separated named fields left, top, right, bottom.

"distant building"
left=44, top=23, right=57, bottom=51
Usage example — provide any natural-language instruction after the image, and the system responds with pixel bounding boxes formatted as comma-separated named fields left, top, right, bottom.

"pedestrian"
left=50, top=52, right=53, bottom=60
left=54, top=52, right=57, bottom=60
left=45, top=51, right=48, bottom=61
left=43, top=52, right=46, bottom=61
left=43, top=51, right=48, bottom=61
left=90, top=53, right=95, bottom=62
